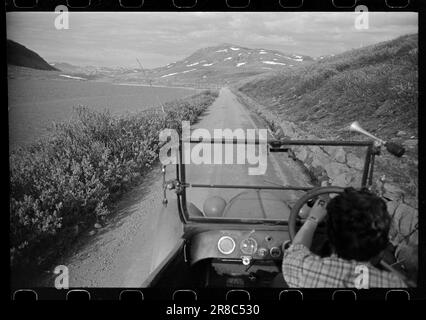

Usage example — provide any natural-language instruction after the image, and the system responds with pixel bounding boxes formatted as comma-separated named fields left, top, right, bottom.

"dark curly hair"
left=326, top=187, right=391, bottom=261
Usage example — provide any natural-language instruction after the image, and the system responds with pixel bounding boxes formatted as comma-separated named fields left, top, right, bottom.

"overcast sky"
left=7, top=12, right=417, bottom=68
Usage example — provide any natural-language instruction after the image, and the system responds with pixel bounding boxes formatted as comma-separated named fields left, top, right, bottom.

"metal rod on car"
left=183, top=137, right=373, bottom=146
left=189, top=183, right=313, bottom=191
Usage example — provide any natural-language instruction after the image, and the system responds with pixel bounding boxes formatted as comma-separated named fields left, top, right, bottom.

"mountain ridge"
left=7, top=39, right=58, bottom=71
left=115, top=43, right=313, bottom=87
left=11, top=42, right=313, bottom=86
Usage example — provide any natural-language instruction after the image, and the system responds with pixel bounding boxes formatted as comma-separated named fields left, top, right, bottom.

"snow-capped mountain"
left=116, top=44, right=313, bottom=86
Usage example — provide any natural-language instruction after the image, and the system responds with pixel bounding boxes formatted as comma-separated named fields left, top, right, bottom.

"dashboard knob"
left=242, top=256, right=251, bottom=265
left=270, top=247, right=281, bottom=258
left=257, top=248, right=268, bottom=257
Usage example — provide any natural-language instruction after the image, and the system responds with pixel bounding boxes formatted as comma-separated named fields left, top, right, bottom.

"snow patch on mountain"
left=161, top=72, right=178, bottom=78
left=262, top=61, right=286, bottom=66
left=236, top=62, right=246, bottom=67
left=182, top=68, right=197, bottom=74
left=60, top=74, right=87, bottom=80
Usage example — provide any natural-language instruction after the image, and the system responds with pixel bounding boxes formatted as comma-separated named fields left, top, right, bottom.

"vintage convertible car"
left=142, top=123, right=409, bottom=288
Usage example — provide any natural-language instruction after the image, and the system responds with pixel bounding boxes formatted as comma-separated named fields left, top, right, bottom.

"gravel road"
left=41, top=87, right=310, bottom=287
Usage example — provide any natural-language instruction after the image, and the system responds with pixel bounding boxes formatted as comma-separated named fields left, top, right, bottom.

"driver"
left=282, top=187, right=407, bottom=288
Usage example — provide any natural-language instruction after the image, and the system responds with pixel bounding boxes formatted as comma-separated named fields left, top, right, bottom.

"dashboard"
left=189, top=230, right=290, bottom=265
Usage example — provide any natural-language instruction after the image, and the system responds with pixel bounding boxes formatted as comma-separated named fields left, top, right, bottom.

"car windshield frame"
left=174, top=137, right=376, bottom=225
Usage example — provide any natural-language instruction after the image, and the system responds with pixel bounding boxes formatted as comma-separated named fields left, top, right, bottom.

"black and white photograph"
left=8, top=10, right=418, bottom=294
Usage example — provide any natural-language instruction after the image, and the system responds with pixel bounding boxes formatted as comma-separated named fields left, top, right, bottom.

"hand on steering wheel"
left=308, top=198, right=328, bottom=223
left=289, top=186, right=345, bottom=240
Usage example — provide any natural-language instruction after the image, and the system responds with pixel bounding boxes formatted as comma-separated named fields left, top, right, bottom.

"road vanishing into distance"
left=186, top=88, right=311, bottom=219
left=39, top=87, right=311, bottom=287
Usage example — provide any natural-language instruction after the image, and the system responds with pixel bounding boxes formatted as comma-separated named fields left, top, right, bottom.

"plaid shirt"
left=282, top=243, right=407, bottom=288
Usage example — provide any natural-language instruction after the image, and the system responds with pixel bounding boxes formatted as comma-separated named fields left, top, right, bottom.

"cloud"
left=6, top=12, right=418, bottom=68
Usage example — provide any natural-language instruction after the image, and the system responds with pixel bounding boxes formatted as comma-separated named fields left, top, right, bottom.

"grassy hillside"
left=7, top=39, right=58, bottom=71
left=238, top=34, right=418, bottom=199
left=239, top=34, right=417, bottom=138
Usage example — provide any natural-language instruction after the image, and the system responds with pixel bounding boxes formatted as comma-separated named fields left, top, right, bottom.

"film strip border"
left=11, top=288, right=418, bottom=301
left=6, top=0, right=425, bottom=303
left=4, top=0, right=421, bottom=11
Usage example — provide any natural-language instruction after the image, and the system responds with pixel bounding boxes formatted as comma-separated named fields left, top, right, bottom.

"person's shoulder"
left=367, top=265, right=408, bottom=288
left=382, top=270, right=408, bottom=288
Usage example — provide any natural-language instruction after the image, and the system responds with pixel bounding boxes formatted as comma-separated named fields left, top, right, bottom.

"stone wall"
left=233, top=88, right=418, bottom=278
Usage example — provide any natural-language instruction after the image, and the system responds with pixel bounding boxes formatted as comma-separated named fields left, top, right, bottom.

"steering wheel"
left=289, top=186, right=345, bottom=241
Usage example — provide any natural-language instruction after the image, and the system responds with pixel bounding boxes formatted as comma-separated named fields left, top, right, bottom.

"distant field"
left=8, top=79, right=197, bottom=147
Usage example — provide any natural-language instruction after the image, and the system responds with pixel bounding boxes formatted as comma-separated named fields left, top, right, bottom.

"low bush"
left=10, top=90, right=218, bottom=268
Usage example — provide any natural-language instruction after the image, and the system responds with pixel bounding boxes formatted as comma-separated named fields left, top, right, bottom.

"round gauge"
left=217, top=236, right=236, bottom=255
left=270, top=247, right=282, bottom=258
left=240, top=237, right=258, bottom=255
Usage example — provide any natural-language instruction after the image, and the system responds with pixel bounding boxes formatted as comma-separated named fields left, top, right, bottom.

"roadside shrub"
left=10, top=90, right=218, bottom=268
